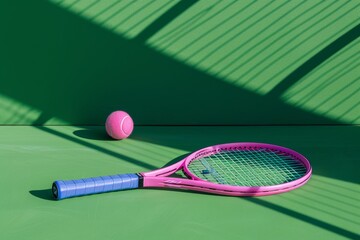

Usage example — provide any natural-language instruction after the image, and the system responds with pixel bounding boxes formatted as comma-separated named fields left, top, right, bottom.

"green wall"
left=0, top=0, right=359, bottom=125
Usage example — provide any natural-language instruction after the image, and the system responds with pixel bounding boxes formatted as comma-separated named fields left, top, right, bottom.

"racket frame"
left=141, top=142, right=312, bottom=196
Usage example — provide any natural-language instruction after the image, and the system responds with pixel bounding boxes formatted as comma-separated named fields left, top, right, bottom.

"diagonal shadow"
left=246, top=198, right=360, bottom=240
left=1, top=2, right=359, bottom=238
left=3, top=0, right=359, bottom=183
left=267, top=23, right=360, bottom=98
left=34, top=126, right=158, bottom=170
left=29, top=125, right=360, bottom=239
left=1, top=0, right=358, bottom=127
left=134, top=0, right=198, bottom=43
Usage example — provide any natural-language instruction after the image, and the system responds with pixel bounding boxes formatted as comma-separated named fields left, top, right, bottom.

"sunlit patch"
left=282, top=38, right=360, bottom=124
left=46, top=0, right=360, bottom=125
left=0, top=94, right=42, bottom=124
left=108, top=138, right=187, bottom=166
left=49, top=0, right=179, bottom=39
left=0, top=93, right=74, bottom=125
left=147, top=1, right=359, bottom=96
left=264, top=175, right=360, bottom=236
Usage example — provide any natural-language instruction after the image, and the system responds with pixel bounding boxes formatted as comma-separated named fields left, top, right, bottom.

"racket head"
left=181, top=142, right=312, bottom=196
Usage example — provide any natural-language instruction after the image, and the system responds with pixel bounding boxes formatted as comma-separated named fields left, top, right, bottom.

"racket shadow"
left=29, top=186, right=226, bottom=201
left=161, top=153, right=188, bottom=168
left=29, top=188, right=158, bottom=201
left=140, top=187, right=230, bottom=197
left=29, top=189, right=54, bottom=201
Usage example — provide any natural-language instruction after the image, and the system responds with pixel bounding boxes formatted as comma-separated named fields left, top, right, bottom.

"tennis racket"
left=52, top=142, right=312, bottom=200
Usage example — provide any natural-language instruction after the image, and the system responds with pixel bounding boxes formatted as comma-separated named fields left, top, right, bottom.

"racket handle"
left=52, top=173, right=140, bottom=200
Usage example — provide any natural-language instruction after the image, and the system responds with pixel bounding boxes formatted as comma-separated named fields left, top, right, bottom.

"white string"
left=187, top=148, right=307, bottom=186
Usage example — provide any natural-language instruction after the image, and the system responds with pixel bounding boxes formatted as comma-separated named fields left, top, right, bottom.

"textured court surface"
left=0, top=126, right=358, bottom=240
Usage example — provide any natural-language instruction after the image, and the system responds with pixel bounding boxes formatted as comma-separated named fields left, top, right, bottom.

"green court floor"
left=0, top=125, right=358, bottom=240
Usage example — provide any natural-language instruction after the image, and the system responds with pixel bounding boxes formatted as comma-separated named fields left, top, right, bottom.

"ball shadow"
left=73, top=129, right=112, bottom=141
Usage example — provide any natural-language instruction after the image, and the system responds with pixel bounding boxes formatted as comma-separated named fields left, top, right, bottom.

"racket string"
left=251, top=150, right=301, bottom=184
left=227, top=150, right=285, bottom=186
left=219, top=152, right=263, bottom=186
left=188, top=148, right=307, bottom=186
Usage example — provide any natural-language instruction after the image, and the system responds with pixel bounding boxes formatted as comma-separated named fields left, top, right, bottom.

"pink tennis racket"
left=52, top=142, right=312, bottom=200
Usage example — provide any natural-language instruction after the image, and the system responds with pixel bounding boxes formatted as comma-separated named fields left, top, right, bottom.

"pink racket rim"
left=181, top=142, right=312, bottom=195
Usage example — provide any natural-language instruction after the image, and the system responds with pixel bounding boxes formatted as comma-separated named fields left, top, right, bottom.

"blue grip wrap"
left=53, top=173, right=139, bottom=200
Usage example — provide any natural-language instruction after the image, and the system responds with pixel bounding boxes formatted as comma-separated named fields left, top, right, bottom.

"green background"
left=0, top=1, right=359, bottom=240
left=0, top=0, right=359, bottom=125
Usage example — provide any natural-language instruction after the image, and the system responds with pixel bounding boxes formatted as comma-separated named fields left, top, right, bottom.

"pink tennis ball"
left=105, top=111, right=134, bottom=140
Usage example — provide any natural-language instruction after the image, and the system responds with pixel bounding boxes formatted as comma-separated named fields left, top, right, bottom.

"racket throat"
left=136, top=173, right=144, bottom=188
